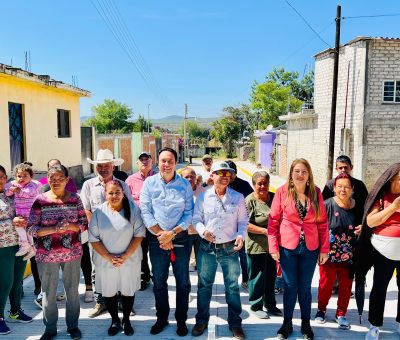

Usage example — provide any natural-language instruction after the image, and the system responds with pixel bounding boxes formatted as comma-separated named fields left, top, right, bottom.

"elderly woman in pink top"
left=268, top=158, right=329, bottom=340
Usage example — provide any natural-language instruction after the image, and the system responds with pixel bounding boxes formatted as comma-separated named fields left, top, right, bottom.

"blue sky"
left=1, top=0, right=400, bottom=119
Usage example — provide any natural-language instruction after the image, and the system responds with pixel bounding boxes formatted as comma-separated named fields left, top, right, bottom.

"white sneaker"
left=365, top=326, right=379, bottom=340
left=336, top=316, right=350, bottom=330
left=15, top=243, right=30, bottom=257
left=84, top=290, right=94, bottom=303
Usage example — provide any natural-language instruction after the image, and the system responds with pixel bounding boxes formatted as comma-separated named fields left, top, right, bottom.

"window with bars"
left=383, top=80, right=400, bottom=103
left=57, top=109, right=71, bottom=138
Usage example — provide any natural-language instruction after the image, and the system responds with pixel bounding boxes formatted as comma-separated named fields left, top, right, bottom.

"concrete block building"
left=279, top=37, right=400, bottom=189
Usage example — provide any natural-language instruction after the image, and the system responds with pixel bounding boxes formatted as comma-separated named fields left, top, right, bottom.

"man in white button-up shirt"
left=191, top=161, right=248, bottom=340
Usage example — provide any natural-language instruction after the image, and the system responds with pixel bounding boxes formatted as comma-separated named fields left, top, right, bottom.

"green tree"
left=222, top=104, right=256, bottom=138
left=250, top=67, right=312, bottom=128
left=210, top=115, right=240, bottom=158
left=133, top=114, right=152, bottom=132
left=83, top=99, right=134, bottom=133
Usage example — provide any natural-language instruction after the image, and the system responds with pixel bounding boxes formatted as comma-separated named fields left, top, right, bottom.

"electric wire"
left=283, top=0, right=331, bottom=48
left=91, top=0, right=176, bottom=114
left=343, top=13, right=400, bottom=20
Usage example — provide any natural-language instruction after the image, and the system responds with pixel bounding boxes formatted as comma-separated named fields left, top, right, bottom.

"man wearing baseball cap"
left=125, top=151, right=155, bottom=291
left=192, top=161, right=248, bottom=339
left=199, top=154, right=213, bottom=187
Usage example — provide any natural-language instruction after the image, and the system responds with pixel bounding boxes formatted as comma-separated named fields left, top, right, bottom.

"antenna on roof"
left=24, top=51, right=31, bottom=72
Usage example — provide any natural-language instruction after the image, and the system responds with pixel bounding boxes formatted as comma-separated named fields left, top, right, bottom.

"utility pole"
left=147, top=104, right=151, bottom=134
left=327, top=5, right=341, bottom=180
left=183, top=103, right=188, bottom=162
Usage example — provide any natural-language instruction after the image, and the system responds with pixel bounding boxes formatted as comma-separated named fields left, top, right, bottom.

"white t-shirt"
left=371, top=234, right=400, bottom=261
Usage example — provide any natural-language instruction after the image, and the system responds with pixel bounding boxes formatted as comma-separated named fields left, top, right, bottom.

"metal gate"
left=81, top=127, right=93, bottom=176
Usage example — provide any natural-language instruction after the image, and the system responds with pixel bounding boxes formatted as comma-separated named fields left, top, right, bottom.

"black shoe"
left=140, top=280, right=150, bottom=291
left=150, top=319, right=169, bottom=335
left=108, top=320, right=121, bottom=336
left=229, top=326, right=245, bottom=340
left=267, top=306, right=283, bottom=317
left=34, top=286, right=41, bottom=295
left=191, top=323, right=207, bottom=337
left=301, top=319, right=314, bottom=339
left=68, top=327, right=82, bottom=340
left=40, top=331, right=57, bottom=340
left=277, top=320, right=293, bottom=340
left=176, top=322, right=188, bottom=337
left=123, top=321, right=134, bottom=336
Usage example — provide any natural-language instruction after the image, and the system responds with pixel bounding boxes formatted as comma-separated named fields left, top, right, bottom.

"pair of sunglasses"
left=214, top=170, right=231, bottom=177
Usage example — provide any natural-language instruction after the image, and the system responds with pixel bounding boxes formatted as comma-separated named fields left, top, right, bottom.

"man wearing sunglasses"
left=191, top=161, right=248, bottom=340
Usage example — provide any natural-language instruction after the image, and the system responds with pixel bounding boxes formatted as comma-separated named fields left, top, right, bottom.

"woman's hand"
left=12, top=216, right=27, bottom=228
left=354, top=224, right=362, bottom=236
left=271, top=252, right=280, bottom=262
left=319, top=253, right=328, bottom=265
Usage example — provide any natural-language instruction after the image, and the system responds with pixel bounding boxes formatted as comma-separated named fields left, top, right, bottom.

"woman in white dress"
left=89, top=180, right=145, bottom=336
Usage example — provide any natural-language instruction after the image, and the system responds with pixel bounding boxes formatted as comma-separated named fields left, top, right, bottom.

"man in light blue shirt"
left=140, top=147, right=194, bottom=337
left=191, top=161, right=248, bottom=340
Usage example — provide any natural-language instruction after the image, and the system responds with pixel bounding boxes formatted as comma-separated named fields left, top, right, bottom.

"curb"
left=236, top=164, right=277, bottom=193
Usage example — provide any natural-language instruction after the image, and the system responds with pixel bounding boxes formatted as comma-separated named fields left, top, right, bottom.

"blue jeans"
left=196, top=239, right=242, bottom=327
left=148, top=232, right=191, bottom=323
left=279, top=243, right=318, bottom=320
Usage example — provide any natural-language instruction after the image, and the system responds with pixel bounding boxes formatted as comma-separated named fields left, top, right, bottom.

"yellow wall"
left=0, top=75, right=83, bottom=173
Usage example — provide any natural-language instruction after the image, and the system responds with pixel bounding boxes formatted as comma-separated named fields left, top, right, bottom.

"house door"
left=8, top=102, right=25, bottom=168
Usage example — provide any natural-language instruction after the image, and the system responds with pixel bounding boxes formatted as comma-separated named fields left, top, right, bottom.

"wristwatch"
left=171, top=229, right=177, bottom=240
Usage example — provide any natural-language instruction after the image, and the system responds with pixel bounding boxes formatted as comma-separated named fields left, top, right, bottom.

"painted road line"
left=236, top=164, right=276, bottom=193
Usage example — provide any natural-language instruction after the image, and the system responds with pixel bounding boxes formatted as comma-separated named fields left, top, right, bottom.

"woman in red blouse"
left=360, top=163, right=400, bottom=340
left=268, top=158, right=329, bottom=340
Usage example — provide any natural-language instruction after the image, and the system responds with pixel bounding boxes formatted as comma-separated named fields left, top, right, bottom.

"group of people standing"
left=0, top=149, right=399, bottom=340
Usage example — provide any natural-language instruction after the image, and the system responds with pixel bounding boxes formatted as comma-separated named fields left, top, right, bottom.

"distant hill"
left=80, top=114, right=220, bottom=132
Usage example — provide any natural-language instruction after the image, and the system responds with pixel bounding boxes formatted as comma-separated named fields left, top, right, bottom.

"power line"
left=91, top=0, right=176, bottom=114
left=283, top=0, right=331, bottom=48
left=343, top=13, right=400, bottom=20
left=278, top=20, right=334, bottom=66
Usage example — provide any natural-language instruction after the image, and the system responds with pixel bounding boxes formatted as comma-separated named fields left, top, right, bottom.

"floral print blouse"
left=28, top=193, right=88, bottom=263
left=324, top=198, right=360, bottom=264
left=0, top=192, right=19, bottom=248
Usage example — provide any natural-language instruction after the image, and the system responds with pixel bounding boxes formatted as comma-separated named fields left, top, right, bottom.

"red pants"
left=317, top=261, right=353, bottom=317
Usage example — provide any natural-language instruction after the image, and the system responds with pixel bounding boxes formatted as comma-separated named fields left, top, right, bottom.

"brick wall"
left=120, top=138, right=132, bottom=173
left=363, top=39, right=400, bottom=188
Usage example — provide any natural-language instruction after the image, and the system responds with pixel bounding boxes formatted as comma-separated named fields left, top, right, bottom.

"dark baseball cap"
left=138, top=152, right=152, bottom=159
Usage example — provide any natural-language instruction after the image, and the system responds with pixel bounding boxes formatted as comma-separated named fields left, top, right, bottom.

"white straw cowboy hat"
left=87, top=149, right=124, bottom=166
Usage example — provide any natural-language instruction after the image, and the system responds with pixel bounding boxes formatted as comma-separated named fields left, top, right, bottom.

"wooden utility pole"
left=183, top=103, right=188, bottom=161
left=327, top=5, right=341, bottom=180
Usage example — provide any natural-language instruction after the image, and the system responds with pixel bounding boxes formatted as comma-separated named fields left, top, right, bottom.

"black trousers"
left=247, top=253, right=277, bottom=311
left=368, top=249, right=400, bottom=327
left=141, top=237, right=151, bottom=283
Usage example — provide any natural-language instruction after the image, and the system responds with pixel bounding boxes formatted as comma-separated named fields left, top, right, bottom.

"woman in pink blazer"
left=268, top=158, right=329, bottom=340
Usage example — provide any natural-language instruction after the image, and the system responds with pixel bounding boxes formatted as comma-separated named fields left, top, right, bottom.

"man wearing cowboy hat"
left=81, top=149, right=132, bottom=318
left=191, top=161, right=248, bottom=340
